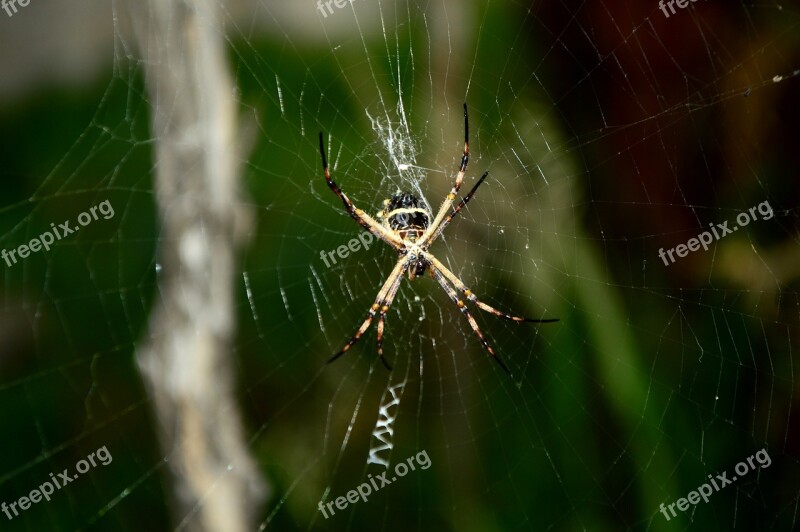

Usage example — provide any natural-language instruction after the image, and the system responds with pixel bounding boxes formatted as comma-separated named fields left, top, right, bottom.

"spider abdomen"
left=382, top=192, right=430, bottom=235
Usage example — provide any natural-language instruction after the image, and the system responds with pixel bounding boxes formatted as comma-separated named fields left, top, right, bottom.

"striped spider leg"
left=425, top=252, right=558, bottom=376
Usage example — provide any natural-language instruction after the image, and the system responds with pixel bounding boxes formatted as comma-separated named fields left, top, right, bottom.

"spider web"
left=1, top=0, right=799, bottom=530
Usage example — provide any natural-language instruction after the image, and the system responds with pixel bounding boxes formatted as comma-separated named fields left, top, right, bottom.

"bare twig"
left=125, top=1, right=265, bottom=530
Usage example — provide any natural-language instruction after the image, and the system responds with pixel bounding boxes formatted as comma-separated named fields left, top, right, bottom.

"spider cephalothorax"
left=319, top=104, right=558, bottom=376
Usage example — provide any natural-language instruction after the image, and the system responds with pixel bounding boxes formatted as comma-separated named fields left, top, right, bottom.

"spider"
left=319, top=104, right=558, bottom=375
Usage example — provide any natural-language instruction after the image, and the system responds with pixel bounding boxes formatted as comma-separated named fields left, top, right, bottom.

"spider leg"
left=375, top=269, right=404, bottom=370
left=328, top=258, right=408, bottom=367
left=429, top=264, right=512, bottom=376
left=424, top=170, right=489, bottom=246
left=319, top=132, right=404, bottom=249
left=422, top=103, right=470, bottom=243
left=426, top=252, right=559, bottom=323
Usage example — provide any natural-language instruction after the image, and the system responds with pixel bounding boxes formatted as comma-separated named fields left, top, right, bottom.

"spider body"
left=319, top=104, right=558, bottom=376
left=382, top=191, right=430, bottom=236
left=380, top=191, right=431, bottom=278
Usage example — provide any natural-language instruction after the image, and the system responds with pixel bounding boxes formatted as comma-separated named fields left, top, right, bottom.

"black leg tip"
left=380, top=357, right=393, bottom=371
left=327, top=351, right=345, bottom=364
left=493, top=355, right=513, bottom=378
left=523, top=317, right=559, bottom=323
left=318, top=132, right=328, bottom=167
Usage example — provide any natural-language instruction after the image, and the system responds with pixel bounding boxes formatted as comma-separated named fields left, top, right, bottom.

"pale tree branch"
left=125, top=0, right=266, bottom=530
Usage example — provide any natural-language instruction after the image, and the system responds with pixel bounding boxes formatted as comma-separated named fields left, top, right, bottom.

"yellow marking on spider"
left=384, top=207, right=428, bottom=218
left=457, top=300, right=465, bottom=308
